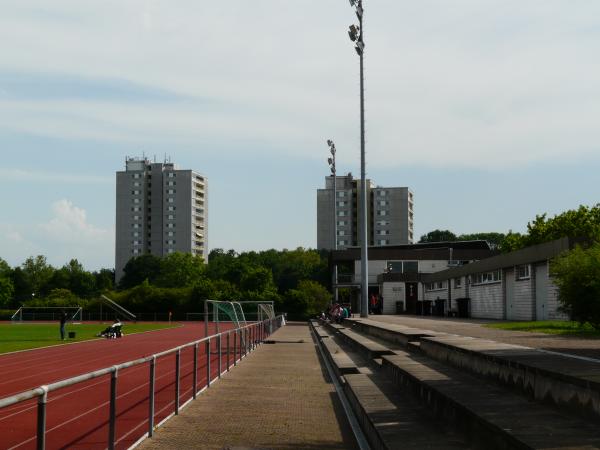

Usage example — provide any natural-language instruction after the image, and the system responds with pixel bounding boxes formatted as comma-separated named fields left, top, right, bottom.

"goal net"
left=204, top=300, right=246, bottom=329
left=257, top=303, right=275, bottom=322
left=202, top=300, right=276, bottom=335
left=11, top=306, right=83, bottom=323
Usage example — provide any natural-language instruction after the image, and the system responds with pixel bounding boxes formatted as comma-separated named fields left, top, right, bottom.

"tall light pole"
left=327, top=139, right=339, bottom=305
left=348, top=0, right=369, bottom=318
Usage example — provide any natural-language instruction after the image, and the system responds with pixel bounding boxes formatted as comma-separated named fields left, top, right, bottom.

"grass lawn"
left=0, top=322, right=179, bottom=354
left=485, top=320, right=600, bottom=337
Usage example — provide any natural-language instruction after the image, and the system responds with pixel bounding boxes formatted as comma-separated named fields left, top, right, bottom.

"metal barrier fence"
left=0, top=315, right=285, bottom=450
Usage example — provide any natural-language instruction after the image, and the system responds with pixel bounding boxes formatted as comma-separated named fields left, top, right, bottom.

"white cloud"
left=0, top=201, right=114, bottom=269
left=40, top=199, right=110, bottom=242
left=1, top=1, right=600, bottom=169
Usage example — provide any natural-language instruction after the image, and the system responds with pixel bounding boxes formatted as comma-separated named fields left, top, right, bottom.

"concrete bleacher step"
left=419, top=334, right=600, bottom=419
left=321, top=337, right=360, bottom=377
left=347, top=318, right=440, bottom=346
left=345, top=318, right=600, bottom=419
left=314, top=326, right=332, bottom=340
left=310, top=321, right=361, bottom=378
left=406, top=341, right=421, bottom=353
left=344, top=373, right=468, bottom=450
left=382, top=351, right=600, bottom=450
left=337, top=328, right=396, bottom=360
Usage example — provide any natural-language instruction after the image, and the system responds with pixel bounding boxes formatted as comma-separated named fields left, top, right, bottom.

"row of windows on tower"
left=130, top=206, right=178, bottom=212
left=132, top=172, right=177, bottom=179
left=131, top=189, right=176, bottom=195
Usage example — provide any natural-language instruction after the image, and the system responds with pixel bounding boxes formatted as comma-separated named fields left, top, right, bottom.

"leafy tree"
left=499, top=231, right=525, bottom=253
left=458, top=232, right=506, bottom=249
left=551, top=244, right=600, bottom=329
left=21, top=255, right=54, bottom=297
left=271, top=248, right=328, bottom=293
left=63, top=259, right=96, bottom=298
left=44, top=288, right=82, bottom=306
left=419, top=230, right=458, bottom=243
left=155, top=252, right=205, bottom=288
left=119, top=254, right=162, bottom=289
left=191, top=278, right=217, bottom=302
left=240, top=266, right=275, bottom=293
left=0, top=258, right=10, bottom=278
left=283, top=280, right=330, bottom=320
left=206, top=248, right=238, bottom=280
left=0, top=257, right=14, bottom=308
left=0, top=277, right=14, bottom=308
left=93, top=269, right=114, bottom=292
left=522, top=205, right=600, bottom=248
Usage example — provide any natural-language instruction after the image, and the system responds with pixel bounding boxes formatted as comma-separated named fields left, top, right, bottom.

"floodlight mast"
left=348, top=0, right=368, bottom=318
left=327, top=139, right=339, bottom=305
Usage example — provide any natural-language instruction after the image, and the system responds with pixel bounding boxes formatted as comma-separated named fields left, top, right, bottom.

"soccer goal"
left=203, top=300, right=246, bottom=335
left=202, top=300, right=277, bottom=336
left=257, top=303, right=275, bottom=322
left=11, top=306, right=83, bottom=323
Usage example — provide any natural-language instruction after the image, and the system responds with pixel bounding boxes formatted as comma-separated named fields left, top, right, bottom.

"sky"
left=1, top=1, right=600, bottom=271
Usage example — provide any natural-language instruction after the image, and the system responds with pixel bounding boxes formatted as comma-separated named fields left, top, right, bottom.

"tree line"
left=0, top=248, right=332, bottom=320
left=2, top=203, right=599, bottom=324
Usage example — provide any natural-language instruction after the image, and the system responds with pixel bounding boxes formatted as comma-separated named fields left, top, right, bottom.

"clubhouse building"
left=332, top=237, right=581, bottom=320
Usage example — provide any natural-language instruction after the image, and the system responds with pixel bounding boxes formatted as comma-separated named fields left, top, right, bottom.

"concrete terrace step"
left=344, top=373, right=468, bottom=450
left=346, top=318, right=442, bottom=346
left=419, top=334, right=600, bottom=418
left=337, top=328, right=396, bottom=360
left=310, top=321, right=360, bottom=378
left=314, top=326, right=333, bottom=340
left=382, top=351, right=600, bottom=450
left=321, top=337, right=361, bottom=377
left=347, top=318, right=600, bottom=419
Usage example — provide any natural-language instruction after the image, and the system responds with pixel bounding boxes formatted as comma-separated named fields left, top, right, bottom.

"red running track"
left=0, top=322, right=252, bottom=450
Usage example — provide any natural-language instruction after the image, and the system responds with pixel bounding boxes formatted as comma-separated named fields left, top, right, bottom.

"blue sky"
left=1, top=1, right=600, bottom=270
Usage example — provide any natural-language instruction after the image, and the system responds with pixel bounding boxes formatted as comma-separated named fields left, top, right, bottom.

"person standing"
left=60, top=311, right=68, bottom=340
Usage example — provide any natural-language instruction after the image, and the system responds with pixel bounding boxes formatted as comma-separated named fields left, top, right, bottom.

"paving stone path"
left=367, top=315, right=600, bottom=359
left=138, top=322, right=358, bottom=450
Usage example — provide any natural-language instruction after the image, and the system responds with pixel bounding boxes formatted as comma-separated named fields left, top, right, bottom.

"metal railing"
left=0, top=315, right=285, bottom=450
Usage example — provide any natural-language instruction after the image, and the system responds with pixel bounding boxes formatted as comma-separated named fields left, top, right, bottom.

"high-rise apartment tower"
left=317, top=174, right=413, bottom=250
left=115, top=157, right=208, bottom=281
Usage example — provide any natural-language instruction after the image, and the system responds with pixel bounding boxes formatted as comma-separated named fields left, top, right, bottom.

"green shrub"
left=551, top=243, right=600, bottom=329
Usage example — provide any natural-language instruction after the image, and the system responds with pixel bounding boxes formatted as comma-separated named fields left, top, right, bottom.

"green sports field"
left=485, top=320, right=600, bottom=337
left=0, top=322, right=178, bottom=354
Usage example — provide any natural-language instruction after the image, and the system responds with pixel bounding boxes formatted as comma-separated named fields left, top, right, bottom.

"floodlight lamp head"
left=327, top=139, right=333, bottom=147
left=356, top=5, right=363, bottom=19
left=328, top=157, right=333, bottom=165
left=349, top=0, right=356, bottom=6
left=348, top=24, right=359, bottom=42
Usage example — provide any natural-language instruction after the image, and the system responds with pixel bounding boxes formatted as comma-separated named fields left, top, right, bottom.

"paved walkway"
left=366, top=315, right=600, bottom=359
left=138, top=323, right=358, bottom=450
